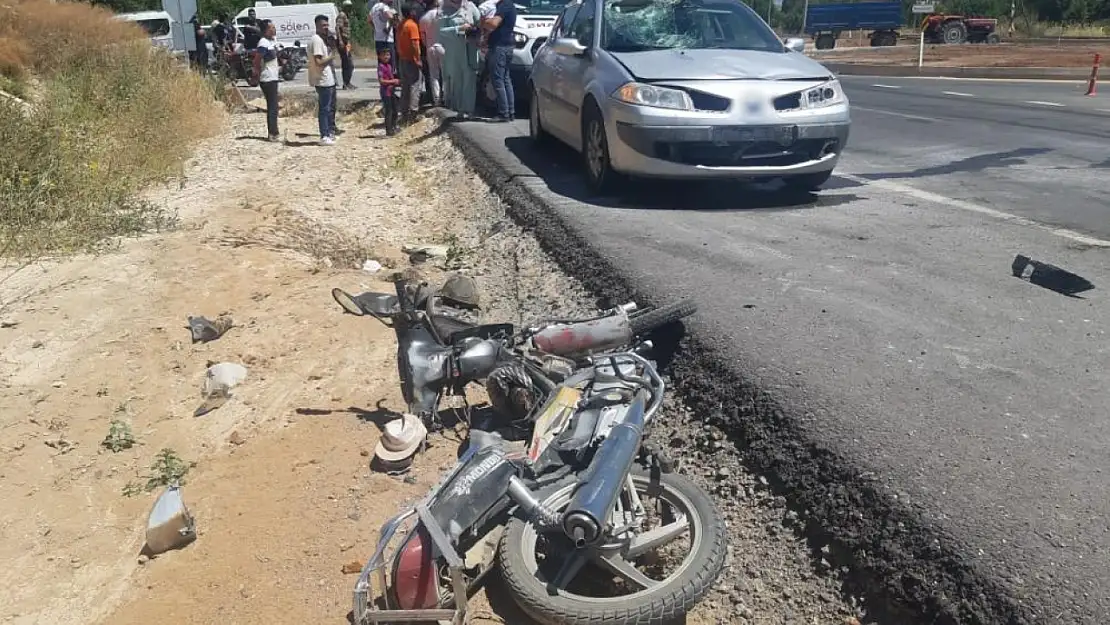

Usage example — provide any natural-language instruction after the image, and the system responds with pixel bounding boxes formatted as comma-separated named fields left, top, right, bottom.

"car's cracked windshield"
left=602, top=0, right=785, bottom=53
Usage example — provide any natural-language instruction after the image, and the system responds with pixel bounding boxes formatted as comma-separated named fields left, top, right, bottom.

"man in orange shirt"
left=396, top=3, right=423, bottom=125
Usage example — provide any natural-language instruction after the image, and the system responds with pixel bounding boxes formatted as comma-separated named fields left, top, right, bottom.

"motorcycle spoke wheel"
left=498, top=471, right=726, bottom=625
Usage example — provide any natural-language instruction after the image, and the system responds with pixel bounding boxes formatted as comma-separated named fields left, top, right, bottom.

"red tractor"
left=921, top=13, right=1001, bottom=44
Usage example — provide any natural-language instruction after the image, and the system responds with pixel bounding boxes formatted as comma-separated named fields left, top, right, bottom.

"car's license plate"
left=711, top=125, right=798, bottom=145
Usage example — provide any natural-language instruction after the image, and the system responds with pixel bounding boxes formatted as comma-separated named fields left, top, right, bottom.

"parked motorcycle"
left=277, top=42, right=304, bottom=82
left=333, top=279, right=725, bottom=625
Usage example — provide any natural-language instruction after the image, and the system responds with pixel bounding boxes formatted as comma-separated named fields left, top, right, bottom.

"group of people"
left=239, top=0, right=517, bottom=144
left=368, top=0, right=518, bottom=134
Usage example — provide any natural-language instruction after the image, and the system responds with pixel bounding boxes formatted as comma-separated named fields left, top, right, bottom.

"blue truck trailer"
left=804, top=1, right=903, bottom=50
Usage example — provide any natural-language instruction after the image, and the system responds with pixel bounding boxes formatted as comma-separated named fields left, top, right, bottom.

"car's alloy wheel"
left=582, top=104, right=619, bottom=194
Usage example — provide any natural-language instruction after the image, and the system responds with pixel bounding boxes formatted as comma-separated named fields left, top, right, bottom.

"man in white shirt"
left=308, top=14, right=339, bottom=145
left=255, top=20, right=282, bottom=142
left=370, top=0, right=397, bottom=54
left=418, top=0, right=444, bottom=106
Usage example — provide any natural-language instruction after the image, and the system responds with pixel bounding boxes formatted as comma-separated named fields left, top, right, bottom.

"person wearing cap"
left=335, top=0, right=355, bottom=89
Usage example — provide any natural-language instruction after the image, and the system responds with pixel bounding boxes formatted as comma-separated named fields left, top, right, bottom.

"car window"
left=137, top=18, right=171, bottom=36
left=601, top=0, right=784, bottom=53
left=553, top=3, right=581, bottom=38
left=566, top=0, right=596, bottom=46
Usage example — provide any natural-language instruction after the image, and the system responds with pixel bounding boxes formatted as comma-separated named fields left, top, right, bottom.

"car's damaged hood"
left=610, top=48, right=833, bottom=81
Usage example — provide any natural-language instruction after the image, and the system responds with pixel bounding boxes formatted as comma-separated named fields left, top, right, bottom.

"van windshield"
left=602, top=0, right=784, bottom=53
left=137, top=18, right=171, bottom=36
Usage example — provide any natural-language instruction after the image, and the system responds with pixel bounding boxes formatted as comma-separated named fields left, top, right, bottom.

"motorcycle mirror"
left=332, top=288, right=366, bottom=316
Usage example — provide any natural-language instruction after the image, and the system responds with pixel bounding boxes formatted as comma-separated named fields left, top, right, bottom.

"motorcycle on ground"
left=332, top=279, right=726, bottom=625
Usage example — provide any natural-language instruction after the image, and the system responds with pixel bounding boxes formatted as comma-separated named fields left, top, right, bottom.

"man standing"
left=188, top=16, right=208, bottom=72
left=242, top=8, right=262, bottom=48
left=483, top=0, right=516, bottom=122
left=335, top=0, right=355, bottom=89
left=418, top=0, right=443, bottom=107
left=396, top=3, right=423, bottom=124
left=370, top=0, right=397, bottom=54
left=256, top=20, right=281, bottom=142
left=309, top=14, right=339, bottom=145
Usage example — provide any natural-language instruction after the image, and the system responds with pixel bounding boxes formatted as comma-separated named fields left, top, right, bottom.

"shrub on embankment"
left=0, top=0, right=223, bottom=258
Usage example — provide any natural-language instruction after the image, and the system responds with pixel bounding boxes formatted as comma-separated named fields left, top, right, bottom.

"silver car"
left=527, top=0, right=850, bottom=193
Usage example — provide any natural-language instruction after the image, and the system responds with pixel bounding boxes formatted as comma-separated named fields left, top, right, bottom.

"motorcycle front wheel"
left=498, top=470, right=726, bottom=625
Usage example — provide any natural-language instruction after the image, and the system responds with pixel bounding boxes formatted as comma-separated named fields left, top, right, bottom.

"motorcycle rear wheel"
left=498, top=470, right=726, bottom=625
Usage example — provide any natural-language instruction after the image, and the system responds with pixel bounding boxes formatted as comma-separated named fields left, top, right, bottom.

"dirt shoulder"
left=811, top=42, right=1104, bottom=67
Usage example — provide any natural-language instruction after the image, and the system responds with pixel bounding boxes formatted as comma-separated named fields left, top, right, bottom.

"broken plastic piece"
left=144, top=485, right=197, bottom=556
left=1011, top=254, right=1095, bottom=296
left=188, top=315, right=234, bottom=343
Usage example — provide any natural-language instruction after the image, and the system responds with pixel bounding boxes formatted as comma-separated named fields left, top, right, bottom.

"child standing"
left=377, top=48, right=402, bottom=136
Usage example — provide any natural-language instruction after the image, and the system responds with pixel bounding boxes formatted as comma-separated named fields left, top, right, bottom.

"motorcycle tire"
left=628, top=299, right=696, bottom=336
left=280, top=64, right=296, bottom=81
left=498, top=470, right=726, bottom=625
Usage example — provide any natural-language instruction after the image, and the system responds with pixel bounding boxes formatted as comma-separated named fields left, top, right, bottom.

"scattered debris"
left=144, top=485, right=197, bottom=556
left=188, top=315, right=234, bottom=343
left=341, top=560, right=363, bottom=574
left=1012, top=254, right=1095, bottom=296
left=372, top=414, right=427, bottom=473
left=195, top=362, right=248, bottom=416
left=102, top=419, right=137, bottom=452
left=44, top=438, right=77, bottom=454
left=361, top=259, right=383, bottom=273
left=0, top=319, right=18, bottom=328
left=402, top=243, right=449, bottom=264
left=228, top=430, right=246, bottom=446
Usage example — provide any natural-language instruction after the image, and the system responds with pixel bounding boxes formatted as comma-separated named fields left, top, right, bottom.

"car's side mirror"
left=784, top=37, right=805, bottom=53
left=551, top=37, right=587, bottom=56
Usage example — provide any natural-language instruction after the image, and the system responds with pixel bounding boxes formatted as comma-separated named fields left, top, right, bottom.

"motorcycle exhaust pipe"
left=562, top=390, right=648, bottom=547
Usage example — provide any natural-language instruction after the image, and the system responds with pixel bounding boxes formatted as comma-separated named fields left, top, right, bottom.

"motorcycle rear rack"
left=353, top=502, right=470, bottom=625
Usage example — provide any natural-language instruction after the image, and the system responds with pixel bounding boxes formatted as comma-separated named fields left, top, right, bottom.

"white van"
left=116, top=10, right=185, bottom=55
left=233, top=1, right=337, bottom=51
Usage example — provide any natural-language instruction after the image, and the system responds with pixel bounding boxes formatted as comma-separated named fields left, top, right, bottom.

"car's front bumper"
left=606, top=101, right=851, bottom=180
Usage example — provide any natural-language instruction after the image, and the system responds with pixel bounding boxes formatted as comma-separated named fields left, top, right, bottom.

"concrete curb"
left=441, top=120, right=1036, bottom=625
left=822, top=62, right=1092, bottom=79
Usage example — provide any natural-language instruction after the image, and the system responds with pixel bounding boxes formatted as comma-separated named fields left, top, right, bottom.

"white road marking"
left=942, top=91, right=975, bottom=97
left=836, top=173, right=1110, bottom=248
left=871, top=84, right=902, bottom=89
left=1025, top=100, right=1065, bottom=107
left=1099, top=109, right=1110, bottom=113
left=851, top=105, right=939, bottom=122
left=895, top=77, right=1086, bottom=84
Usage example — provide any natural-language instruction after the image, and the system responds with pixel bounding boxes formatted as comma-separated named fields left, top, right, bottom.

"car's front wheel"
left=529, top=85, right=550, bottom=144
left=782, top=170, right=833, bottom=192
left=581, top=100, right=620, bottom=194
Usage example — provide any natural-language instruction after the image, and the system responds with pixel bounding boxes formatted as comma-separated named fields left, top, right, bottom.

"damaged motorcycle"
left=332, top=279, right=725, bottom=625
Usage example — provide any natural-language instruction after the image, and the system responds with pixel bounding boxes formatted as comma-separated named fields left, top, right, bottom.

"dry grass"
left=0, top=0, right=224, bottom=259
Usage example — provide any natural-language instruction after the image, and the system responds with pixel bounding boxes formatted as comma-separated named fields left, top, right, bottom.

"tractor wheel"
left=941, top=20, right=967, bottom=44
left=986, top=32, right=1001, bottom=44
left=815, top=33, right=836, bottom=50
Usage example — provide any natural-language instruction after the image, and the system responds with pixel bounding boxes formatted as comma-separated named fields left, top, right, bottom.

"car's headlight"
left=513, top=32, right=528, bottom=46
left=613, top=82, right=694, bottom=111
left=799, top=79, right=845, bottom=109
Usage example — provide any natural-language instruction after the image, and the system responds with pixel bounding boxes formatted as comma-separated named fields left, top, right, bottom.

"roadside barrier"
left=1086, top=53, right=1100, bottom=96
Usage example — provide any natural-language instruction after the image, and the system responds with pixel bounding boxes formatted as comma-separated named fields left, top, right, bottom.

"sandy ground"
left=810, top=41, right=1105, bottom=66
left=0, top=108, right=547, bottom=625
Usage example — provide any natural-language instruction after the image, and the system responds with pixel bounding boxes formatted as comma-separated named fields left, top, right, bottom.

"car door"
left=547, top=0, right=596, bottom=147
left=533, top=3, right=579, bottom=145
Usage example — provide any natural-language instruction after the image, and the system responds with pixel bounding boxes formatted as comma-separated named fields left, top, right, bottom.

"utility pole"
left=801, top=0, right=809, bottom=34
left=1009, top=0, right=1015, bottom=37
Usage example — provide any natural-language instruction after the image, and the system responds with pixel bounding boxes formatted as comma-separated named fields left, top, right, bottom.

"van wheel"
left=581, top=100, right=620, bottom=194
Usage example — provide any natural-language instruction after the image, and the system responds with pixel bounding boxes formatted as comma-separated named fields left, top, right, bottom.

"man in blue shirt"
left=482, top=0, right=516, bottom=122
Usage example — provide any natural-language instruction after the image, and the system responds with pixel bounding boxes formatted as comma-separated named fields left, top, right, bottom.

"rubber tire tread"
left=497, top=471, right=727, bottom=625
left=628, top=299, right=697, bottom=337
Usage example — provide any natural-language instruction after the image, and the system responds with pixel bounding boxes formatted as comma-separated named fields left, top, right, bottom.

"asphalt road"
left=451, top=76, right=1110, bottom=623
